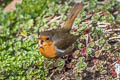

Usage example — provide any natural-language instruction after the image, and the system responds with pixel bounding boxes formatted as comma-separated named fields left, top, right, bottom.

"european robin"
left=38, top=3, right=84, bottom=58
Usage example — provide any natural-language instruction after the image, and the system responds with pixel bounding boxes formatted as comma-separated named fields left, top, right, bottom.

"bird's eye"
left=41, top=40, right=44, bottom=44
left=46, top=37, right=49, bottom=40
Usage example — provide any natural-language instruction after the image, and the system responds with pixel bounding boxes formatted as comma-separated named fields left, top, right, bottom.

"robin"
left=38, top=3, right=84, bottom=58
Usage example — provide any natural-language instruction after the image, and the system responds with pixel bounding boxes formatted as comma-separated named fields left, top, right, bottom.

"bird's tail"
left=63, top=3, right=84, bottom=31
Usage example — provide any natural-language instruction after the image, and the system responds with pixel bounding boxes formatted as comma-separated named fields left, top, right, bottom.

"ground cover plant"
left=0, top=0, right=120, bottom=80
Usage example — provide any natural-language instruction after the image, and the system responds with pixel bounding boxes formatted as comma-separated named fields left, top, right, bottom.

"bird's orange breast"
left=38, top=41, right=58, bottom=58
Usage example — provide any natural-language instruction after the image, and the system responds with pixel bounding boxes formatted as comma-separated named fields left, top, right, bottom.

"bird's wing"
left=54, top=34, right=78, bottom=50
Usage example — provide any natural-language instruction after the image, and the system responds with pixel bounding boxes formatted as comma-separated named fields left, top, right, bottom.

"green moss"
left=0, top=0, right=59, bottom=79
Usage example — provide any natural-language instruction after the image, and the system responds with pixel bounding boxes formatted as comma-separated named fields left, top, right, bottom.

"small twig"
left=46, top=16, right=62, bottom=25
left=97, top=22, right=110, bottom=28
left=49, top=70, right=55, bottom=79
left=97, top=22, right=110, bottom=26
left=109, top=35, right=120, bottom=41
left=60, top=77, right=64, bottom=80
left=82, top=20, right=92, bottom=25
left=81, top=14, right=92, bottom=22
left=104, top=29, right=120, bottom=32
left=83, top=1, right=105, bottom=5
left=45, top=15, right=56, bottom=23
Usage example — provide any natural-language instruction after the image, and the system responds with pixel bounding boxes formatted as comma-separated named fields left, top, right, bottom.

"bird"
left=38, top=3, right=84, bottom=58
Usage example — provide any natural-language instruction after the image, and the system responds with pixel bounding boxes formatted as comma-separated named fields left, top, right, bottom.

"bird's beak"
left=38, top=41, right=42, bottom=48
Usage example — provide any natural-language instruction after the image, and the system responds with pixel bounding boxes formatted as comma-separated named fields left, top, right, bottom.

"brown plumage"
left=63, top=3, right=84, bottom=31
left=38, top=3, right=84, bottom=58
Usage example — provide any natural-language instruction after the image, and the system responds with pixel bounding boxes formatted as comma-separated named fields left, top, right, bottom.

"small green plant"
left=86, top=48, right=93, bottom=55
left=115, top=52, right=120, bottom=57
left=104, top=44, right=111, bottom=50
left=0, top=0, right=58, bottom=79
left=56, top=59, right=65, bottom=70
left=116, top=14, right=120, bottom=24
left=75, top=62, right=87, bottom=73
